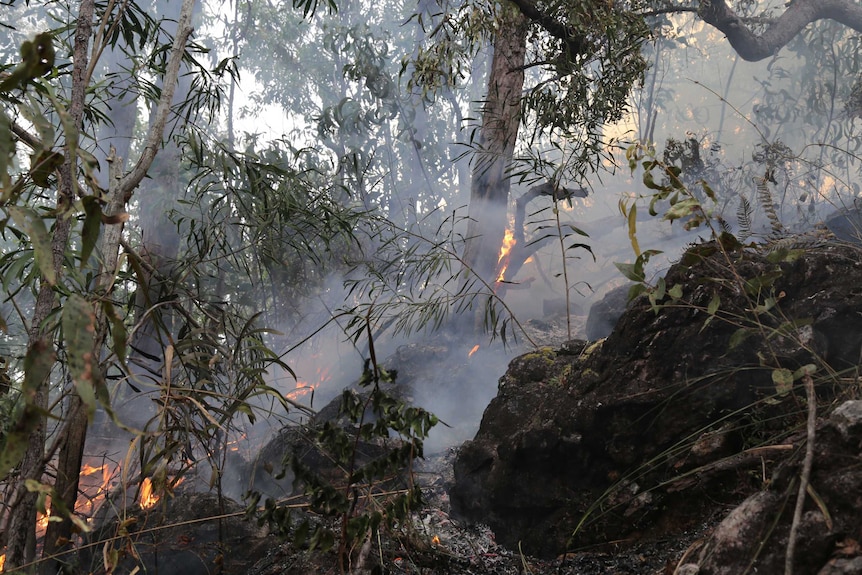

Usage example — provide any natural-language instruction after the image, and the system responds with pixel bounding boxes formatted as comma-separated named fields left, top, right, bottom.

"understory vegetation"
left=1, top=0, right=861, bottom=573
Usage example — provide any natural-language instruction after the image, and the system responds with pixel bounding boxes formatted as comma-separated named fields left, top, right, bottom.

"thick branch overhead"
left=507, top=0, right=590, bottom=56
left=697, top=0, right=862, bottom=61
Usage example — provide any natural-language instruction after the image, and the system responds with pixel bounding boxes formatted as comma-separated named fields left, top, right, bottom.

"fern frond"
left=766, top=235, right=826, bottom=254
left=756, top=171, right=784, bottom=238
left=736, top=195, right=753, bottom=241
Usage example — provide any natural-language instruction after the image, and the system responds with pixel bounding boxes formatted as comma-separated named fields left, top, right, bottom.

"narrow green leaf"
left=0, top=339, right=54, bottom=480
left=102, top=301, right=127, bottom=363
left=728, top=328, right=751, bottom=349
left=614, top=261, right=644, bottom=283
left=80, top=196, right=102, bottom=268
left=0, top=109, right=15, bottom=189
left=29, top=149, right=64, bottom=187
left=627, top=203, right=640, bottom=257
left=772, top=368, right=794, bottom=396
left=62, top=294, right=98, bottom=416
left=707, top=293, right=720, bottom=315
left=6, top=205, right=56, bottom=286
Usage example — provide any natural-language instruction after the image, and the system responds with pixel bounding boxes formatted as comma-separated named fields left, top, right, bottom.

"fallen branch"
left=785, top=372, right=817, bottom=575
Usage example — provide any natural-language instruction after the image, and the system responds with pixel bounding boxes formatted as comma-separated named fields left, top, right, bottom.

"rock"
left=824, top=205, right=862, bottom=243
left=585, top=284, right=631, bottom=339
left=450, top=241, right=862, bottom=562
left=693, top=399, right=862, bottom=574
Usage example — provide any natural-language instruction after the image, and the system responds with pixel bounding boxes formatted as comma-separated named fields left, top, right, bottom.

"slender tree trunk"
left=461, top=10, right=527, bottom=289
left=40, top=152, right=128, bottom=574
left=4, top=1, right=95, bottom=568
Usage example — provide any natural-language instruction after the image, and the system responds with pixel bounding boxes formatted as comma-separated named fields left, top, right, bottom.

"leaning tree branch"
left=697, top=0, right=862, bottom=62
left=118, top=0, right=195, bottom=198
left=507, top=0, right=592, bottom=56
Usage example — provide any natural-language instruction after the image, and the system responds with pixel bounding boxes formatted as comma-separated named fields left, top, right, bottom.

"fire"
left=36, top=508, right=51, bottom=530
left=287, top=365, right=331, bottom=400
left=0, top=553, right=4, bottom=570
left=495, top=228, right=516, bottom=282
left=139, top=477, right=159, bottom=509
left=468, top=344, right=480, bottom=358
left=81, top=463, right=104, bottom=475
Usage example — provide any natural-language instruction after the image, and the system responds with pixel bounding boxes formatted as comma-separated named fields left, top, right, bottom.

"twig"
left=785, top=372, right=817, bottom=575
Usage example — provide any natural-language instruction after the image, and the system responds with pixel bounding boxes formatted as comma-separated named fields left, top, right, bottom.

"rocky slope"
left=451, top=239, right=862, bottom=573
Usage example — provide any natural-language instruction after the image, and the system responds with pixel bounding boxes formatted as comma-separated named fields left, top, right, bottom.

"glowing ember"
left=495, top=228, right=516, bottom=282
left=468, top=344, right=480, bottom=358
left=139, top=477, right=159, bottom=509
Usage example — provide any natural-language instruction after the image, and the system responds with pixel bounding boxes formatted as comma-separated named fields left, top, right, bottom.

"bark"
left=3, top=0, right=95, bottom=568
left=6, top=0, right=195, bottom=568
left=698, top=0, right=862, bottom=62
left=40, top=151, right=127, bottom=574
left=461, top=10, right=528, bottom=288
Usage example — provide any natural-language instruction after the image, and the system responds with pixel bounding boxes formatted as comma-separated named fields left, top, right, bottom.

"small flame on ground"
left=287, top=364, right=331, bottom=400
left=0, top=553, right=5, bottom=571
left=468, top=344, right=480, bottom=358
left=431, top=535, right=440, bottom=546
left=139, top=477, right=159, bottom=509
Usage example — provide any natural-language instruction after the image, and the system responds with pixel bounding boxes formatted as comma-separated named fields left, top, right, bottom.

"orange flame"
left=0, top=553, right=5, bottom=571
left=495, top=228, right=516, bottom=282
left=139, top=477, right=159, bottom=509
left=36, top=508, right=51, bottom=531
left=468, top=344, right=480, bottom=358
left=287, top=364, right=331, bottom=400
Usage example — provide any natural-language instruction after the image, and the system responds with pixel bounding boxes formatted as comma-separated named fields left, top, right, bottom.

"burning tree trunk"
left=494, top=182, right=588, bottom=298
left=460, top=9, right=528, bottom=291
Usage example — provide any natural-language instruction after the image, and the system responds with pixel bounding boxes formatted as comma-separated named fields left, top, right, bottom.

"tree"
left=418, top=0, right=862, bottom=325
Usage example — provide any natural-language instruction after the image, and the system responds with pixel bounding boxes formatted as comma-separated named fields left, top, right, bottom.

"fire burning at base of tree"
left=495, top=228, right=516, bottom=283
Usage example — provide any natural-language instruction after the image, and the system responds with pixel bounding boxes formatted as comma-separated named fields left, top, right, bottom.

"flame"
left=226, top=433, right=248, bottom=452
left=287, top=364, right=331, bottom=400
left=468, top=344, right=480, bottom=358
left=81, top=463, right=105, bottom=476
left=0, top=553, right=4, bottom=571
left=431, top=535, right=440, bottom=546
left=139, top=477, right=159, bottom=509
left=495, top=228, right=516, bottom=282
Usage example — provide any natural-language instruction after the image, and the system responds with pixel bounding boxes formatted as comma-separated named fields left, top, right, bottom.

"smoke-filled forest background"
left=1, top=0, right=861, bottom=571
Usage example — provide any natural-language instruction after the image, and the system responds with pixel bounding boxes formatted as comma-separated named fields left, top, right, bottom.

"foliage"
left=254, top=340, right=437, bottom=574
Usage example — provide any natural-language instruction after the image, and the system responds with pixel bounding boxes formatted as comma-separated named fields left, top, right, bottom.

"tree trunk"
left=40, top=151, right=128, bottom=575
left=461, top=10, right=527, bottom=290
left=3, top=0, right=94, bottom=568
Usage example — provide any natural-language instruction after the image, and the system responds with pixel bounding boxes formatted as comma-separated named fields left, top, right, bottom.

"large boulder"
left=450, top=240, right=862, bottom=560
